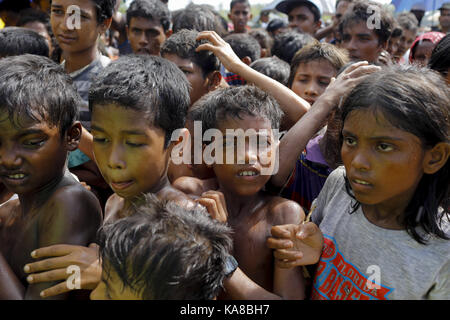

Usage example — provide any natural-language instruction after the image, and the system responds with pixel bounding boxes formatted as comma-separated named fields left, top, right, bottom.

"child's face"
left=91, top=104, right=171, bottom=200
left=290, top=59, right=337, bottom=105
left=0, top=113, right=68, bottom=195
left=228, top=3, right=252, bottom=33
left=90, top=264, right=141, bottom=300
left=288, top=5, right=320, bottom=35
left=412, top=40, right=435, bottom=67
left=127, top=17, right=168, bottom=56
left=212, top=114, right=276, bottom=196
left=340, top=21, right=384, bottom=63
left=341, top=109, right=427, bottom=209
left=50, top=0, right=105, bottom=54
left=396, top=28, right=416, bottom=59
left=162, top=53, right=209, bottom=106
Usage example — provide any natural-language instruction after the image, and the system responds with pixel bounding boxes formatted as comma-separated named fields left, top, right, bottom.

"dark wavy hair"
left=338, top=65, right=450, bottom=245
left=96, top=194, right=233, bottom=300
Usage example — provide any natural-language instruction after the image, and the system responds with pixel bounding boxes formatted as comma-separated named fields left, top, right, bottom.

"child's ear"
left=260, top=48, right=268, bottom=58
left=423, top=142, right=450, bottom=174
left=206, top=71, right=222, bottom=92
left=66, top=121, right=82, bottom=152
left=241, top=56, right=252, bottom=66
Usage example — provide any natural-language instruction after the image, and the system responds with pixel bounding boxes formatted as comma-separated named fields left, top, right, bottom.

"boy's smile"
left=91, top=103, right=171, bottom=200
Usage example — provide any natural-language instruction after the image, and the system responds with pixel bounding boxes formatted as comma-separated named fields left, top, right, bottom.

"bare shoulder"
left=157, top=185, right=197, bottom=209
left=45, top=182, right=102, bottom=222
left=104, top=193, right=124, bottom=224
left=173, top=176, right=205, bottom=197
left=266, top=195, right=305, bottom=225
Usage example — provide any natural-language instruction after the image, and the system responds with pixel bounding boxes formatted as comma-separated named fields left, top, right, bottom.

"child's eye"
left=51, top=9, right=64, bottom=15
left=376, top=143, right=394, bottom=152
left=344, top=137, right=357, bottom=147
left=93, top=137, right=108, bottom=144
left=23, top=139, right=45, bottom=147
left=126, top=141, right=145, bottom=147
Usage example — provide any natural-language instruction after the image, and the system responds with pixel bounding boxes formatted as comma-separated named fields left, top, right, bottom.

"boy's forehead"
left=129, top=16, right=164, bottom=30
left=0, top=111, right=57, bottom=133
left=343, top=20, right=377, bottom=36
left=51, top=0, right=97, bottom=12
left=218, top=114, right=273, bottom=131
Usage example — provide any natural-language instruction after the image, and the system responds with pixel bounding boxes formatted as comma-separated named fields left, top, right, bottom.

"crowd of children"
left=0, top=0, right=448, bottom=301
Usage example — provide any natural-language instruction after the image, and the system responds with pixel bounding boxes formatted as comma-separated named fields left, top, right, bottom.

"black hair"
left=89, top=55, right=190, bottom=148
left=266, top=18, right=288, bottom=34
left=339, top=0, right=394, bottom=45
left=0, top=27, right=49, bottom=57
left=397, top=12, right=419, bottom=33
left=272, top=30, right=317, bottom=64
left=224, top=33, right=261, bottom=62
left=0, top=54, right=79, bottom=137
left=161, top=29, right=221, bottom=77
left=250, top=56, right=290, bottom=86
left=17, top=7, right=51, bottom=31
left=91, top=0, right=116, bottom=24
left=249, top=28, right=273, bottom=54
left=188, top=85, right=284, bottom=135
left=288, top=42, right=349, bottom=88
left=96, top=194, right=233, bottom=300
left=126, top=0, right=171, bottom=32
left=428, top=34, right=450, bottom=79
left=230, top=0, right=250, bottom=11
left=172, top=4, right=226, bottom=36
left=337, top=65, right=450, bottom=245
left=285, top=1, right=321, bottom=22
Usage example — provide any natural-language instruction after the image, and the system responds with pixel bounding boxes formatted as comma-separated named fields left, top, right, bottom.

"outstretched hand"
left=318, top=60, right=381, bottom=108
left=196, top=190, right=228, bottom=223
left=24, top=243, right=101, bottom=298
left=267, top=222, right=323, bottom=268
left=196, top=31, right=245, bottom=74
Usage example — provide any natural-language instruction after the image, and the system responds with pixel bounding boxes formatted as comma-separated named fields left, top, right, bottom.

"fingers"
left=275, top=259, right=305, bottom=269
left=197, top=191, right=227, bottom=223
left=266, top=237, right=293, bottom=250
left=197, top=197, right=219, bottom=217
left=345, top=64, right=381, bottom=80
left=27, top=269, right=67, bottom=284
left=24, top=255, right=73, bottom=274
left=39, top=281, right=71, bottom=299
left=270, top=224, right=297, bottom=239
left=196, top=30, right=223, bottom=46
left=30, top=244, right=79, bottom=259
left=296, top=222, right=320, bottom=240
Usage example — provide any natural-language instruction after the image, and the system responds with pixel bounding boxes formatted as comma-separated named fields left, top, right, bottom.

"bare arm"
left=77, top=126, right=94, bottom=160
left=0, top=252, right=24, bottom=299
left=24, top=186, right=102, bottom=299
left=270, top=61, right=382, bottom=188
left=196, top=31, right=310, bottom=127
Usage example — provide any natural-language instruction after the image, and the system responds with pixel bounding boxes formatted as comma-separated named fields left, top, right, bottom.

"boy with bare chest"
left=194, top=86, right=307, bottom=299
left=0, top=55, right=102, bottom=300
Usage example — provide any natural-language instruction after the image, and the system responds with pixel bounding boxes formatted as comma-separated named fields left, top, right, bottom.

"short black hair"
left=161, top=29, right=221, bottom=77
left=230, top=0, right=250, bottom=11
left=89, top=55, right=190, bottom=148
left=126, top=0, right=171, bottom=32
left=397, top=12, right=419, bottom=33
left=266, top=18, right=288, bottom=34
left=0, top=54, right=79, bottom=136
left=97, top=194, right=233, bottom=300
left=249, top=28, right=273, bottom=53
left=283, top=1, right=321, bottom=22
left=189, top=85, right=284, bottom=134
left=250, top=56, right=290, bottom=86
left=339, top=1, right=394, bottom=45
left=91, top=0, right=116, bottom=24
left=172, top=4, right=226, bottom=35
left=428, top=34, right=450, bottom=78
left=0, top=27, right=49, bottom=57
left=272, top=30, right=317, bottom=64
left=17, top=7, right=51, bottom=31
left=224, top=33, right=261, bottom=62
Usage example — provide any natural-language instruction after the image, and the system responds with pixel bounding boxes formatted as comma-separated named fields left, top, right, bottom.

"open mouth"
left=237, top=168, right=260, bottom=178
left=110, top=180, right=134, bottom=190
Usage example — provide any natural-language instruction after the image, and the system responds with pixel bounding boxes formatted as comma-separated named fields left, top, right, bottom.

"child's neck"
left=18, top=170, right=66, bottom=215
left=63, top=45, right=99, bottom=74
left=361, top=201, right=409, bottom=230
left=122, top=175, right=172, bottom=212
left=219, top=187, right=264, bottom=220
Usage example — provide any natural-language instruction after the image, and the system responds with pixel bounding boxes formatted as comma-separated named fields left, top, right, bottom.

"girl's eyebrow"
left=342, top=129, right=405, bottom=141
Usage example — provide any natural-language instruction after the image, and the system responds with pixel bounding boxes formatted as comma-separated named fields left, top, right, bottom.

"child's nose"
left=351, top=151, right=371, bottom=171
left=0, top=147, right=22, bottom=169
left=304, top=82, right=319, bottom=96
left=107, top=146, right=126, bottom=170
